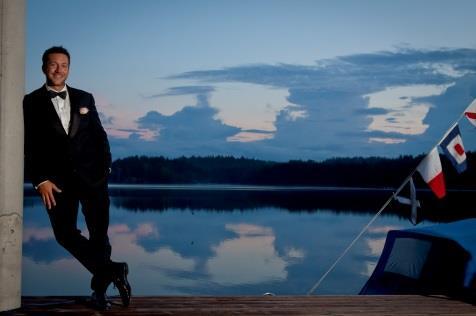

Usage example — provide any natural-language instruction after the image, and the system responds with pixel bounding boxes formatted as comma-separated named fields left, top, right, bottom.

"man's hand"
left=37, top=180, right=62, bottom=210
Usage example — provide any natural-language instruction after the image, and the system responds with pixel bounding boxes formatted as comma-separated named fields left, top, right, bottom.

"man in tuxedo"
left=23, top=46, right=131, bottom=310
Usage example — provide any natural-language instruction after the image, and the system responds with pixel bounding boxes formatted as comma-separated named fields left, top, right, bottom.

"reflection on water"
left=22, top=185, right=471, bottom=296
left=207, top=223, right=288, bottom=286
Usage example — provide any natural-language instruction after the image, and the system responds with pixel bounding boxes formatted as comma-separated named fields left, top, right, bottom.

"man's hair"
left=42, top=46, right=70, bottom=70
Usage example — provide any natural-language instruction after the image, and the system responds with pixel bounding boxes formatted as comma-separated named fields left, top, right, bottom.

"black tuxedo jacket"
left=23, top=85, right=111, bottom=188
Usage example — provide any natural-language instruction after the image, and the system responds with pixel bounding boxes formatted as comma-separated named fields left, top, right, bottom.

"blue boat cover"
left=360, top=218, right=476, bottom=296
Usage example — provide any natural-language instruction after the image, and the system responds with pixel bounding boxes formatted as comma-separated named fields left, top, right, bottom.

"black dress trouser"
left=46, top=174, right=112, bottom=292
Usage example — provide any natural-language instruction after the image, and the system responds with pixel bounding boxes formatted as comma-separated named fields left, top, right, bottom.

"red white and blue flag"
left=439, top=124, right=467, bottom=174
left=464, top=99, right=476, bottom=127
left=416, top=147, right=446, bottom=199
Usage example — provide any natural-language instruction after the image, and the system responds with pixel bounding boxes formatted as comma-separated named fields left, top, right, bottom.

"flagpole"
left=306, top=100, right=473, bottom=296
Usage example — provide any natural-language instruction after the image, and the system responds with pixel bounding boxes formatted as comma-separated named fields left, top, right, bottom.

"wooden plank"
left=14, top=295, right=476, bottom=315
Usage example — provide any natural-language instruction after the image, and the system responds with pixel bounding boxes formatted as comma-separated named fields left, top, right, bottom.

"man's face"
left=43, top=53, right=69, bottom=89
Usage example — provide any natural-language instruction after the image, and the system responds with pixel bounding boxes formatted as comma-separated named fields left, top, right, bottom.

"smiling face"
left=43, top=53, right=69, bottom=91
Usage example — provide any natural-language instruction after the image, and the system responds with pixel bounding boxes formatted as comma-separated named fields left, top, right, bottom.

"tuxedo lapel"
left=40, top=87, right=68, bottom=137
left=68, top=86, right=80, bottom=138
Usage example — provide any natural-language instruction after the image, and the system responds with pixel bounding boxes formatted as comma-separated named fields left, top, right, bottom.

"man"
left=23, top=46, right=131, bottom=310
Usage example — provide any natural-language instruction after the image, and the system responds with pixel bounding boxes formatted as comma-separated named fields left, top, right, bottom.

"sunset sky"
left=26, top=0, right=476, bottom=161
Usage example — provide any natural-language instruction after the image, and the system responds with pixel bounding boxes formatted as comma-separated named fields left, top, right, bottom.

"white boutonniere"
left=79, top=107, right=89, bottom=115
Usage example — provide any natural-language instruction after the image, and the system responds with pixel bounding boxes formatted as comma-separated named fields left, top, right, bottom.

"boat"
left=360, top=218, right=476, bottom=301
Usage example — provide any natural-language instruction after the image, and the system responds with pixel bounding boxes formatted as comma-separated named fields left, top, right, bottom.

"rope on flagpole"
left=306, top=175, right=412, bottom=296
left=305, top=102, right=472, bottom=296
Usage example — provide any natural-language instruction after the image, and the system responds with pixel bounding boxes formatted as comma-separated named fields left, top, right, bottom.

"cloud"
left=136, top=111, right=164, bottom=130
left=170, top=48, right=476, bottom=90
left=136, top=107, right=240, bottom=142
left=228, top=131, right=274, bottom=143
left=206, top=223, right=288, bottom=285
left=111, top=48, right=476, bottom=160
left=110, top=90, right=243, bottom=158
left=364, top=83, right=454, bottom=137
left=354, top=108, right=390, bottom=116
left=99, top=112, right=114, bottom=125
left=146, top=85, right=215, bottom=98
left=23, top=238, right=70, bottom=263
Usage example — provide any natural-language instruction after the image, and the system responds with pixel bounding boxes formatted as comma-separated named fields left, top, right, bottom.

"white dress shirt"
left=46, top=85, right=71, bottom=134
left=35, top=85, right=71, bottom=190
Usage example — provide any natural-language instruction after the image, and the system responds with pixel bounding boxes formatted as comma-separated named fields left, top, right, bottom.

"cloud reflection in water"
left=206, top=223, right=290, bottom=285
left=22, top=189, right=424, bottom=295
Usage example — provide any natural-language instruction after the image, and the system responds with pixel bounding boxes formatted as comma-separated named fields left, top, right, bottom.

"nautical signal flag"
left=394, top=177, right=421, bottom=225
left=439, top=124, right=467, bottom=174
left=416, top=147, right=446, bottom=199
left=464, top=99, right=476, bottom=127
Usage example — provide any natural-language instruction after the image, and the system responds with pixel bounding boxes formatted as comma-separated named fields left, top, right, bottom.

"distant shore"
left=24, top=154, right=476, bottom=190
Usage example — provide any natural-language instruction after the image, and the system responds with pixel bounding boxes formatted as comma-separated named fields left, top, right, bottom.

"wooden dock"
left=13, top=295, right=476, bottom=315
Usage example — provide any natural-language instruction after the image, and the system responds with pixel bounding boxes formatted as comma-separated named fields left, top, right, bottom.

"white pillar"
left=0, top=0, right=25, bottom=312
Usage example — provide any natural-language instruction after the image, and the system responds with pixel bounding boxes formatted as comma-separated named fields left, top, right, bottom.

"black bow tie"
left=48, top=90, right=67, bottom=99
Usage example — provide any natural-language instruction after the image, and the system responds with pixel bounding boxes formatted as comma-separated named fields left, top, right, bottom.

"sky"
left=27, top=0, right=476, bottom=161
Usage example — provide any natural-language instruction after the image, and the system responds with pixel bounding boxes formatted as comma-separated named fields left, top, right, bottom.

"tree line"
left=108, top=153, right=476, bottom=189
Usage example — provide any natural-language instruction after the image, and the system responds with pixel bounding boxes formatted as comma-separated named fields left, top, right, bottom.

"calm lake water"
left=22, top=185, right=469, bottom=296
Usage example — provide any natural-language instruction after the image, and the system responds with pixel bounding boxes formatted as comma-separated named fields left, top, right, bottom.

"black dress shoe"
left=111, top=262, right=131, bottom=307
left=90, top=291, right=112, bottom=311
